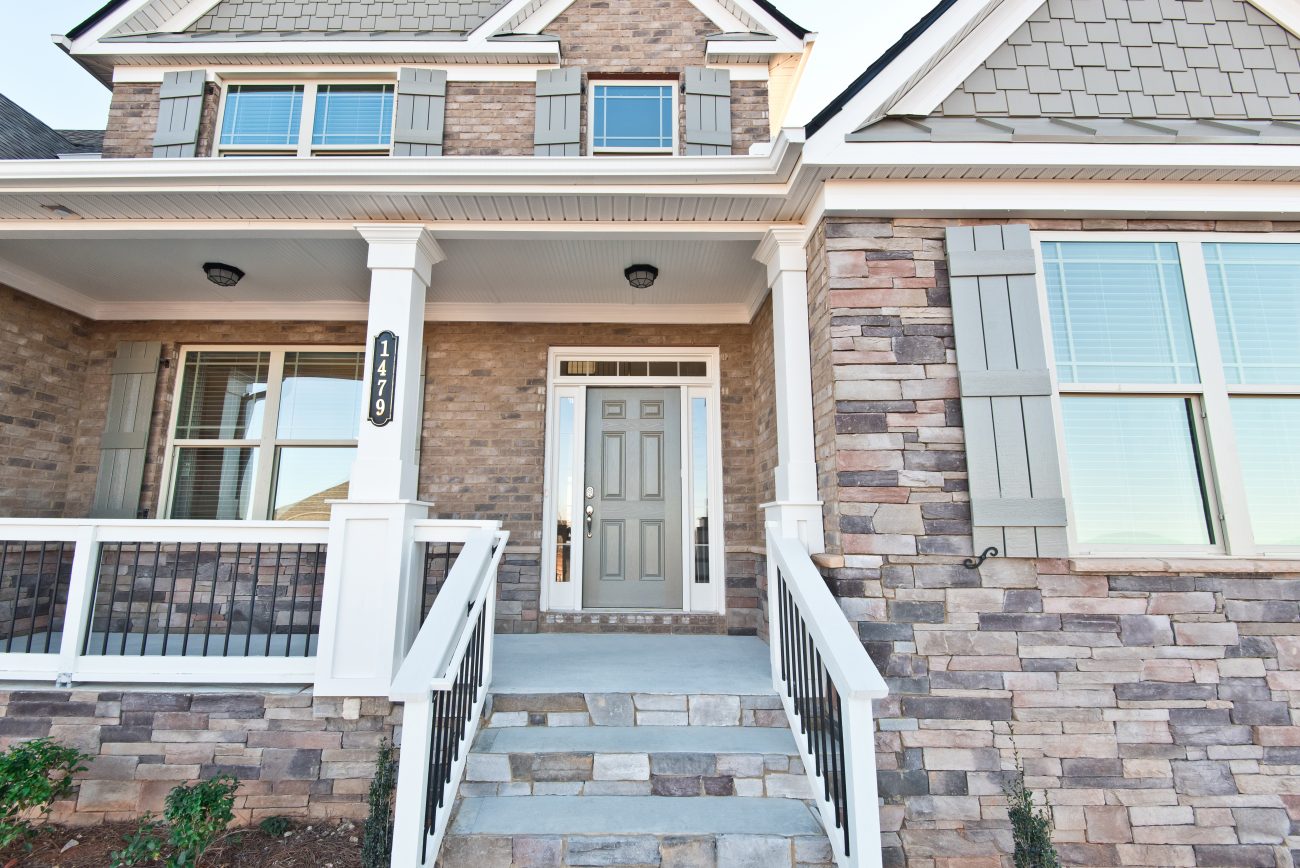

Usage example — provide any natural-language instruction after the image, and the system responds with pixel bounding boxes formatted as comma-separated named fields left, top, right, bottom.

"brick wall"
left=443, top=82, right=535, bottom=156
left=102, top=84, right=160, bottom=159
left=0, top=688, right=396, bottom=824
left=809, top=217, right=1300, bottom=868
left=0, top=286, right=93, bottom=517
left=731, top=80, right=770, bottom=155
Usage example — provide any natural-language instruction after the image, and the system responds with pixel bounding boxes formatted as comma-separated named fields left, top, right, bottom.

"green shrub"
left=111, top=774, right=239, bottom=868
left=1005, top=763, right=1060, bottom=868
left=360, top=739, right=396, bottom=868
left=259, top=815, right=291, bottom=837
left=0, top=737, right=92, bottom=851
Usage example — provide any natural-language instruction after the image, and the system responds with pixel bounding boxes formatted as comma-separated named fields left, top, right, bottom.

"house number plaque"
left=367, top=331, right=398, bottom=427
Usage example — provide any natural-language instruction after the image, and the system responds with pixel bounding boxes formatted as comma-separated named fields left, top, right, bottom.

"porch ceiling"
left=0, top=234, right=770, bottom=322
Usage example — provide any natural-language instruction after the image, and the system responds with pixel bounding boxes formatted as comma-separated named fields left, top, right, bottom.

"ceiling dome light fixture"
left=624, top=264, right=659, bottom=290
left=203, top=262, right=245, bottom=288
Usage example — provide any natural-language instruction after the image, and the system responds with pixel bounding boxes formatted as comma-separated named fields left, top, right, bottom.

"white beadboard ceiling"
left=0, top=235, right=767, bottom=310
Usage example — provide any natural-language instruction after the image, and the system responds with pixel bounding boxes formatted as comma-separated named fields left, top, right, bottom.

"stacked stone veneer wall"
left=811, top=217, right=1300, bottom=868
left=0, top=688, right=397, bottom=825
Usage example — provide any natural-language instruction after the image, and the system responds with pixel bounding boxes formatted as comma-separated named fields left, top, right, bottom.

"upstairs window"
left=590, top=83, right=676, bottom=154
left=217, top=83, right=394, bottom=157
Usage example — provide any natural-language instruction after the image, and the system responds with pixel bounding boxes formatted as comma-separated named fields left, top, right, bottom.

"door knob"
left=585, top=505, right=594, bottom=538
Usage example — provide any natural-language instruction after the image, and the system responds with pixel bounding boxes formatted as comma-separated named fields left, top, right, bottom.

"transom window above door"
left=217, top=83, right=395, bottom=157
left=165, top=348, right=365, bottom=521
left=590, top=83, right=676, bottom=153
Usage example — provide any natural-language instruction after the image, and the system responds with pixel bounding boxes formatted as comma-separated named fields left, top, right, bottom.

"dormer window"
left=216, top=82, right=394, bottom=157
left=590, top=82, right=676, bottom=155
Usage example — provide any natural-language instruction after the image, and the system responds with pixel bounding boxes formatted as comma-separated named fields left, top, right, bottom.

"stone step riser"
left=462, top=750, right=810, bottom=799
left=485, top=692, right=786, bottom=729
left=438, top=832, right=836, bottom=868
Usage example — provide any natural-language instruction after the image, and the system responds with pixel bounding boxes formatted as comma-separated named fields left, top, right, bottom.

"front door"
left=582, top=388, right=683, bottom=609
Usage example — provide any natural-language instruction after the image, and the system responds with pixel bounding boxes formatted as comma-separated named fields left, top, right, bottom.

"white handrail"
left=766, top=527, right=888, bottom=868
left=390, top=527, right=507, bottom=868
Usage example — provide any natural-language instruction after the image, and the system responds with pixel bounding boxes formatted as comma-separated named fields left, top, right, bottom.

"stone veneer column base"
left=0, top=688, right=399, bottom=825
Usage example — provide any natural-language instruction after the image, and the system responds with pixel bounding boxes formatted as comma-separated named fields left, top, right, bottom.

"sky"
left=0, top=0, right=928, bottom=130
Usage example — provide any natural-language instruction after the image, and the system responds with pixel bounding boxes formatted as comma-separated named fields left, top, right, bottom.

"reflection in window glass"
left=1043, top=242, right=1199, bottom=384
left=592, top=84, right=674, bottom=150
left=272, top=447, right=355, bottom=520
left=1230, top=398, right=1300, bottom=546
left=170, top=447, right=257, bottom=520
left=554, top=397, right=575, bottom=582
left=1205, top=243, right=1300, bottom=385
left=277, top=352, right=364, bottom=440
left=312, top=85, right=394, bottom=147
left=220, top=86, right=303, bottom=146
left=1061, top=397, right=1212, bottom=546
left=691, top=397, right=710, bottom=583
left=175, top=352, right=269, bottom=440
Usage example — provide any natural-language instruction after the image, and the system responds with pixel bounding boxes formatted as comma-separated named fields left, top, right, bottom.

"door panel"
left=583, top=388, right=683, bottom=608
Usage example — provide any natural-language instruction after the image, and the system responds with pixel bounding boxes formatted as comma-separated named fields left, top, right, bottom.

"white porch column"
left=755, top=229, right=825, bottom=552
left=315, top=224, right=444, bottom=697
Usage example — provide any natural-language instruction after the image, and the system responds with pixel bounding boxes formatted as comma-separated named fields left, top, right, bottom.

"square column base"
left=763, top=501, right=825, bottom=554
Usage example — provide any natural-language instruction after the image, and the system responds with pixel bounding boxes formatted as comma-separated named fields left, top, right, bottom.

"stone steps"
left=462, top=725, right=810, bottom=797
left=484, top=691, right=786, bottom=728
left=439, top=796, right=835, bottom=868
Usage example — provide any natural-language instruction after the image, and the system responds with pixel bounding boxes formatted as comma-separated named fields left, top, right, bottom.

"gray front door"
left=582, top=388, right=683, bottom=609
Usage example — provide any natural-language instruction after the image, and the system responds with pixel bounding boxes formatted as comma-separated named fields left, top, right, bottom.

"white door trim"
left=540, top=347, right=725, bottom=614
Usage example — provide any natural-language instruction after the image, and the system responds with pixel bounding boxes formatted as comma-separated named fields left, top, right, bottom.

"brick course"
left=0, top=688, right=397, bottom=825
left=808, top=216, right=1300, bottom=868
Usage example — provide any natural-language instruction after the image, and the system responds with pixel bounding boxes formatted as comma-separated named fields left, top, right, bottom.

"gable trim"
left=155, top=0, right=223, bottom=35
left=888, top=0, right=1300, bottom=122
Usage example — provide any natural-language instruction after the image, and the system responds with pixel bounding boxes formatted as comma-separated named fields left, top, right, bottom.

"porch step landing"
left=435, top=635, right=835, bottom=868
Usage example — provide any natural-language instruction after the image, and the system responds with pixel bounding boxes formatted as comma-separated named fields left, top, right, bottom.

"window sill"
left=1069, top=556, right=1300, bottom=574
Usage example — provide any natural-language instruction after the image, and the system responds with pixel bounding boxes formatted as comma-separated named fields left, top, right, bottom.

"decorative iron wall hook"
left=963, top=546, right=999, bottom=570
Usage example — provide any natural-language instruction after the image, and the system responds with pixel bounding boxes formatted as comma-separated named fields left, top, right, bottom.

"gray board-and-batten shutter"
left=946, top=224, right=1067, bottom=558
left=91, top=342, right=161, bottom=519
left=683, top=67, right=732, bottom=155
left=152, top=70, right=206, bottom=158
left=534, top=67, right=582, bottom=156
left=393, top=68, right=448, bottom=156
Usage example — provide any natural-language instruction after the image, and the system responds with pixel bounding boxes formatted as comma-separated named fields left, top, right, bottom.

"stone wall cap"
left=1070, top=556, right=1300, bottom=575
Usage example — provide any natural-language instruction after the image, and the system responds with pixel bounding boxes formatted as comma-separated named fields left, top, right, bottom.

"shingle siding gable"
left=935, top=0, right=1300, bottom=119
left=188, top=0, right=510, bottom=33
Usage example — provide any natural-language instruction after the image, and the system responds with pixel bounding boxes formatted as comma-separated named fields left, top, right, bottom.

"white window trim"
left=159, top=345, right=365, bottom=521
left=587, top=80, right=679, bottom=156
left=1034, top=230, right=1300, bottom=560
left=540, top=347, right=724, bottom=615
left=213, top=78, right=396, bottom=158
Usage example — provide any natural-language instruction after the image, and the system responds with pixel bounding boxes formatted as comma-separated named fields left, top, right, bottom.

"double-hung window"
left=165, top=348, right=365, bottom=521
left=217, top=82, right=394, bottom=157
left=1042, top=237, right=1300, bottom=556
left=590, top=82, right=676, bottom=154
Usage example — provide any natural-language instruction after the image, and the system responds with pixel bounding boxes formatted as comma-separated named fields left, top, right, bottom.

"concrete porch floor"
left=491, top=635, right=773, bottom=695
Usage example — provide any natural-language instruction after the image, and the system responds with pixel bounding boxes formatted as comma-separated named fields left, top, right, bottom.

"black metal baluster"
left=46, top=542, right=70, bottom=654
left=182, top=543, right=201, bottom=657
left=809, top=646, right=825, bottom=778
left=22, top=542, right=48, bottom=653
left=307, top=544, right=324, bottom=656
left=423, top=688, right=446, bottom=862
left=100, top=543, right=123, bottom=655
left=222, top=543, right=241, bottom=656
left=244, top=543, right=262, bottom=657
left=777, top=572, right=788, bottom=682
left=794, top=604, right=808, bottom=736
left=781, top=581, right=795, bottom=705
left=202, top=543, right=219, bottom=657
left=286, top=544, right=303, bottom=658
left=138, top=543, right=162, bottom=656
left=119, top=543, right=144, bottom=656
left=161, top=543, right=180, bottom=656
left=825, top=674, right=843, bottom=821
left=0, top=542, right=12, bottom=654
left=831, top=684, right=849, bottom=857
left=84, top=544, right=110, bottom=655
left=265, top=543, right=282, bottom=657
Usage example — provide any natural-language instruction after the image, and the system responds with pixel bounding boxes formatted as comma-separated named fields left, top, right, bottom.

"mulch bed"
left=4, top=819, right=364, bottom=868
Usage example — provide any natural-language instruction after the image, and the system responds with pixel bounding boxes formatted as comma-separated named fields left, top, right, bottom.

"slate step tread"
left=473, top=725, right=799, bottom=755
left=448, top=795, right=825, bottom=837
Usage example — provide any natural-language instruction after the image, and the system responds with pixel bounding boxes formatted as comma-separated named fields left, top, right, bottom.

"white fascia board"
left=815, top=176, right=1300, bottom=221
left=706, top=38, right=799, bottom=59
left=888, top=0, right=1041, bottom=118
left=74, top=39, right=560, bottom=61
left=0, top=132, right=802, bottom=190
left=800, top=0, right=992, bottom=163
left=113, top=63, right=556, bottom=83
left=68, top=0, right=161, bottom=49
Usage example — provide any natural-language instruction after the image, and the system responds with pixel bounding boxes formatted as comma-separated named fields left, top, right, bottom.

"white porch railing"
left=766, top=529, right=889, bottom=868
left=390, top=523, right=508, bottom=868
left=0, top=519, right=329, bottom=684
